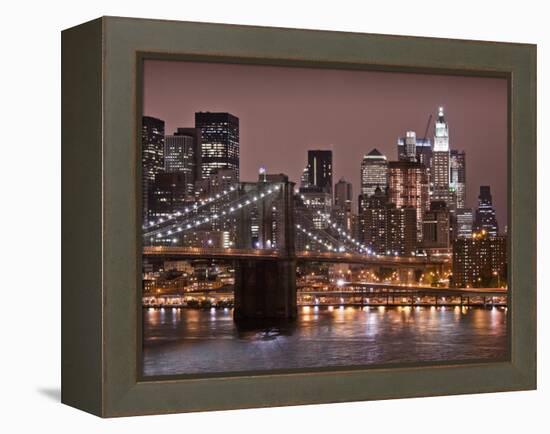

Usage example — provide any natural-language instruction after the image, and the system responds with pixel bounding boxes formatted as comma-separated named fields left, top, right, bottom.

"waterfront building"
left=195, top=112, right=240, bottom=180
left=474, top=185, right=499, bottom=236
left=360, top=148, right=388, bottom=198
left=142, top=116, right=165, bottom=221
left=452, top=232, right=507, bottom=287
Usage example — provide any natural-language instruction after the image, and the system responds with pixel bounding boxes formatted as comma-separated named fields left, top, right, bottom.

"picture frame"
left=61, top=16, right=536, bottom=417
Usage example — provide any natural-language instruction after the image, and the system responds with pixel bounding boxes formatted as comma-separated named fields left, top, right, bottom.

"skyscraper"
left=432, top=107, right=451, bottom=204
left=403, top=131, right=417, bottom=162
left=195, top=112, right=239, bottom=181
left=306, top=150, right=333, bottom=193
left=142, top=116, right=165, bottom=221
left=422, top=201, right=450, bottom=249
left=358, top=187, right=387, bottom=254
left=397, top=136, right=432, bottom=168
left=360, top=148, right=388, bottom=198
left=474, top=186, right=499, bottom=236
left=388, top=160, right=429, bottom=241
left=450, top=149, right=466, bottom=209
left=299, top=166, right=310, bottom=189
left=148, top=172, right=190, bottom=220
left=164, top=127, right=201, bottom=197
left=334, top=178, right=353, bottom=231
left=358, top=187, right=417, bottom=256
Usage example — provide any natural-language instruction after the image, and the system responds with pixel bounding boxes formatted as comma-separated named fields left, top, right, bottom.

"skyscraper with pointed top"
left=474, top=185, right=499, bottom=236
left=432, top=106, right=452, bottom=205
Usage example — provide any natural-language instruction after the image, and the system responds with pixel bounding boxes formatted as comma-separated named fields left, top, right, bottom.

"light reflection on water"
left=142, top=306, right=508, bottom=377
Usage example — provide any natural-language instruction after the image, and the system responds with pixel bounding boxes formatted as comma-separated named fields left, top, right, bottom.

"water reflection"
left=143, top=306, right=508, bottom=377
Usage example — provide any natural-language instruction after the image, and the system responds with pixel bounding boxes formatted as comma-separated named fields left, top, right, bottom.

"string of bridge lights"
left=143, top=184, right=240, bottom=229
left=146, top=185, right=281, bottom=240
left=316, top=211, right=372, bottom=255
left=295, top=224, right=341, bottom=252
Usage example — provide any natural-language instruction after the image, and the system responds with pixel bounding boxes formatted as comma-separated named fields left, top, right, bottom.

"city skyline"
left=143, top=60, right=508, bottom=226
left=140, top=61, right=509, bottom=377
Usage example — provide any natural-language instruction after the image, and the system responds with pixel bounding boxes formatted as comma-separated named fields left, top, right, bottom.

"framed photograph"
left=62, top=16, right=536, bottom=417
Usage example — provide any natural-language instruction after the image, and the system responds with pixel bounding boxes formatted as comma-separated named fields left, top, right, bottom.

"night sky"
left=143, top=60, right=508, bottom=227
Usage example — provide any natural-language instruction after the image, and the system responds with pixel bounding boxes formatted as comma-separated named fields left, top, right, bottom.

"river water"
left=142, top=305, right=508, bottom=377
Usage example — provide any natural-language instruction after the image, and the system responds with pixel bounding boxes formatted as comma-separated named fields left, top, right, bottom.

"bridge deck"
left=142, top=246, right=449, bottom=266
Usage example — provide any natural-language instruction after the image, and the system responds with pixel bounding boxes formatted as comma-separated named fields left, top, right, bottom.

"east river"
left=142, top=305, right=508, bottom=377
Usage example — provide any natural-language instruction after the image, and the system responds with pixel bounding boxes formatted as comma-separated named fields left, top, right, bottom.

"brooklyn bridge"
left=143, top=177, right=502, bottom=321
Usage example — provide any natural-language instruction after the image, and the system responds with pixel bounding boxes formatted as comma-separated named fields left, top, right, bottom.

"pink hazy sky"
left=143, top=60, right=508, bottom=227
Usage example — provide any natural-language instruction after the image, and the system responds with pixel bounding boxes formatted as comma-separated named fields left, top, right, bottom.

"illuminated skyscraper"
left=164, top=127, right=201, bottom=197
left=195, top=112, right=239, bottom=180
left=404, top=131, right=417, bottom=162
left=455, top=208, right=473, bottom=238
left=432, top=107, right=451, bottom=204
left=142, top=116, right=165, bottom=221
left=358, top=187, right=416, bottom=256
left=299, top=166, right=310, bottom=189
left=474, top=186, right=499, bottom=236
left=299, top=150, right=333, bottom=229
left=360, top=148, right=388, bottom=198
left=388, top=160, right=429, bottom=241
left=450, top=149, right=466, bottom=209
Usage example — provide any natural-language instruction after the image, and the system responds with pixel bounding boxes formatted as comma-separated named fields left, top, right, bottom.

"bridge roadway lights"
left=233, top=258, right=297, bottom=322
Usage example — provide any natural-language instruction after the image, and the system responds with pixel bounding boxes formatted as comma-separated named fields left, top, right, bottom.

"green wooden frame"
left=62, top=16, right=536, bottom=417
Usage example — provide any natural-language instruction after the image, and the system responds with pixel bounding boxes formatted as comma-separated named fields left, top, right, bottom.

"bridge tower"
left=234, top=175, right=297, bottom=322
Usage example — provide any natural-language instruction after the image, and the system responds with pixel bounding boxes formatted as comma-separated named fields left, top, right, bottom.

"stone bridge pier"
left=233, top=176, right=297, bottom=321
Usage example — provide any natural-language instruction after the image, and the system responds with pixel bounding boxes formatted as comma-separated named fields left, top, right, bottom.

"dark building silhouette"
left=474, top=185, right=499, bottom=236
left=195, top=112, right=240, bottom=181
left=422, top=201, right=450, bottom=249
left=148, top=172, right=190, bottom=220
left=142, top=116, right=165, bottom=222
left=164, top=127, right=201, bottom=197
left=306, top=150, right=333, bottom=194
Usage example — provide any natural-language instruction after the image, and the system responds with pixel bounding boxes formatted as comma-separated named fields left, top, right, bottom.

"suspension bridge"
left=142, top=177, right=457, bottom=321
